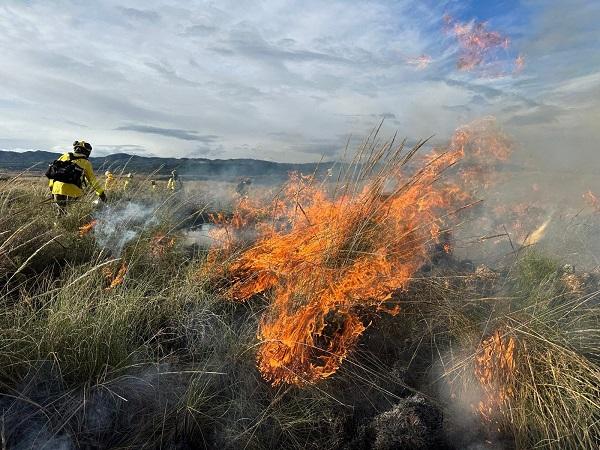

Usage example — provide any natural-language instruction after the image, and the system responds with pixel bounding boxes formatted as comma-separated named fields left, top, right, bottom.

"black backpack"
left=45, top=153, right=86, bottom=188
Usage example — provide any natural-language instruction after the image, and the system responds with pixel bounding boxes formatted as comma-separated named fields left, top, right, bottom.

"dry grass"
left=400, top=252, right=600, bottom=449
left=0, top=161, right=599, bottom=449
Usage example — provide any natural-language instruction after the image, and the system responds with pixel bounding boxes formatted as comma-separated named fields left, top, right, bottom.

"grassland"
left=0, top=171, right=599, bottom=449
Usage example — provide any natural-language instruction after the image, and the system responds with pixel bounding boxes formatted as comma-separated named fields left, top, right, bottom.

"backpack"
left=45, top=153, right=86, bottom=188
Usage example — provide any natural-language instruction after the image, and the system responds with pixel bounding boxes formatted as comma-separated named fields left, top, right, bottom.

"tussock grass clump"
left=405, top=252, right=600, bottom=449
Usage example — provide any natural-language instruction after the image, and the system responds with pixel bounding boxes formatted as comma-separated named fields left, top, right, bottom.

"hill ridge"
left=0, top=149, right=326, bottom=181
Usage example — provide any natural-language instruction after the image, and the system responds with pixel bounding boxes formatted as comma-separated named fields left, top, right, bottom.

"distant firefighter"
left=46, top=140, right=107, bottom=216
left=167, top=169, right=181, bottom=191
left=123, top=172, right=133, bottom=191
left=104, top=170, right=115, bottom=191
left=151, top=180, right=157, bottom=191
left=236, top=177, right=252, bottom=196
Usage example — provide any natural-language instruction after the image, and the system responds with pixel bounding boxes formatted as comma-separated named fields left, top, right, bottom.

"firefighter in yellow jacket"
left=123, top=172, right=133, bottom=191
left=167, top=169, right=179, bottom=191
left=104, top=170, right=115, bottom=192
left=48, top=141, right=107, bottom=215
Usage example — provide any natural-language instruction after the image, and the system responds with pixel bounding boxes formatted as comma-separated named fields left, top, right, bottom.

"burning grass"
left=0, top=126, right=599, bottom=449
left=230, top=157, right=461, bottom=386
left=203, top=118, right=511, bottom=386
left=406, top=251, right=600, bottom=450
left=474, top=329, right=517, bottom=421
left=78, top=219, right=97, bottom=237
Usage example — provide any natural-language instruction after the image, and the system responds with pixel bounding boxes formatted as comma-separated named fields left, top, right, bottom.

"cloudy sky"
left=0, top=0, right=598, bottom=165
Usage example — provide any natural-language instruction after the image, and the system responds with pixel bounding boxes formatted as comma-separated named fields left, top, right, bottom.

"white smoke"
left=183, top=223, right=217, bottom=248
left=92, top=202, right=158, bottom=256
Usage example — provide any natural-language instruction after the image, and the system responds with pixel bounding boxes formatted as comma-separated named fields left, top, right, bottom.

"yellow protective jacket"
left=104, top=173, right=115, bottom=191
left=49, top=152, right=104, bottom=198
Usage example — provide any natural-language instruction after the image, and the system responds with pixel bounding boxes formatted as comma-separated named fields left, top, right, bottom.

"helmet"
left=105, top=170, right=111, bottom=177
left=73, top=140, right=92, bottom=156
left=126, top=173, right=133, bottom=178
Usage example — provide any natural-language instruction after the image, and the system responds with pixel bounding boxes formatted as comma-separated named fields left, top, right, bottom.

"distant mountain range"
left=0, top=150, right=329, bottom=182
left=0, top=149, right=536, bottom=185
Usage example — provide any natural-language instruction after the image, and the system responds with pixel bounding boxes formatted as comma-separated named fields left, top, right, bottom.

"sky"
left=0, top=0, right=598, bottom=165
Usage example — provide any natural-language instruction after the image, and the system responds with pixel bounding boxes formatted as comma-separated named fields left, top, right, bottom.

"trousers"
left=53, top=194, right=75, bottom=216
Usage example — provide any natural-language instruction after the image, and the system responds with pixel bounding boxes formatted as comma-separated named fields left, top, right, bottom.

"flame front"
left=205, top=118, right=512, bottom=386
left=233, top=161, right=460, bottom=385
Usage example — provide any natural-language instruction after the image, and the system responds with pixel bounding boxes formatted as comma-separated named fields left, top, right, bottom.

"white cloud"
left=0, top=0, right=598, bottom=167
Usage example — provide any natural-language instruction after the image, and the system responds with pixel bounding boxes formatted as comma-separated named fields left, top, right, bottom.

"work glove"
left=99, top=192, right=107, bottom=203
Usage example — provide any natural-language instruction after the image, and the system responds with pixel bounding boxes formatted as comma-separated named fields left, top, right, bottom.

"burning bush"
left=202, top=119, right=514, bottom=386
left=217, top=155, right=463, bottom=384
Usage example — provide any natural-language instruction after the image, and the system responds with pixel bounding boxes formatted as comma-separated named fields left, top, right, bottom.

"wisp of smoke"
left=92, top=202, right=159, bottom=256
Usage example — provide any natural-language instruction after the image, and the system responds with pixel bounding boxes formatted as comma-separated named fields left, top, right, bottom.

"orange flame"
left=437, top=117, right=512, bottom=190
left=104, top=262, right=128, bottom=290
left=205, top=118, right=512, bottom=386
left=78, top=220, right=97, bottom=237
left=231, top=160, right=461, bottom=385
left=444, top=15, right=515, bottom=76
left=474, top=330, right=517, bottom=421
left=150, top=233, right=175, bottom=258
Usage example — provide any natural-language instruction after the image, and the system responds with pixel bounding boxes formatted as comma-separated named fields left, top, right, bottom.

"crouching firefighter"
left=46, top=140, right=107, bottom=216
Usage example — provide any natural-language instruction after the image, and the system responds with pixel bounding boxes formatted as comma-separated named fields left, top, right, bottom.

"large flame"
left=204, top=118, right=512, bottom=386
left=233, top=160, right=460, bottom=385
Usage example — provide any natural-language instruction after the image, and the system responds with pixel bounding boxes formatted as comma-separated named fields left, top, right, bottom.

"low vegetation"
left=0, top=171, right=598, bottom=449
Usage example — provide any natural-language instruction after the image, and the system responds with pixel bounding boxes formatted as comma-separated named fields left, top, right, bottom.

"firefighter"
left=236, top=177, right=252, bottom=196
left=151, top=180, right=157, bottom=192
left=167, top=169, right=179, bottom=191
left=124, top=172, right=133, bottom=191
left=47, top=141, right=106, bottom=216
left=104, top=170, right=115, bottom=191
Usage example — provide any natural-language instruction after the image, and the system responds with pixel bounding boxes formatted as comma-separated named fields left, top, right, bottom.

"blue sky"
left=0, top=0, right=598, bottom=166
